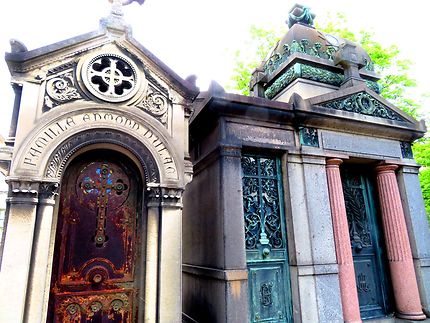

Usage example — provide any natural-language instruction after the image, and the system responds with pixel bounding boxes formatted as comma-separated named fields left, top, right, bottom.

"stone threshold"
left=367, top=317, right=430, bottom=323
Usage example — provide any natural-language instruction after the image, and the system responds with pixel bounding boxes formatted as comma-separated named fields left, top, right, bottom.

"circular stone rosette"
left=81, top=53, right=143, bottom=103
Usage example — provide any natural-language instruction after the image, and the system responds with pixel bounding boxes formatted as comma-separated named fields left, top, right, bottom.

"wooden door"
left=341, top=167, right=393, bottom=320
left=241, top=155, right=293, bottom=323
left=48, top=151, right=142, bottom=323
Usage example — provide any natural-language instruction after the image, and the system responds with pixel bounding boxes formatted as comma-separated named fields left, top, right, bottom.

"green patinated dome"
left=256, top=4, right=379, bottom=100
left=263, top=7, right=374, bottom=76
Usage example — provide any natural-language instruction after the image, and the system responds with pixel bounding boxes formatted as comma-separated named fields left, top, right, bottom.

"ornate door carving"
left=48, top=151, right=142, bottom=322
left=241, top=155, right=293, bottom=323
left=341, top=167, right=393, bottom=319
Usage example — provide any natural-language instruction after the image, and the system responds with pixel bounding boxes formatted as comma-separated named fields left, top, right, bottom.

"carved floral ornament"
left=43, top=51, right=172, bottom=127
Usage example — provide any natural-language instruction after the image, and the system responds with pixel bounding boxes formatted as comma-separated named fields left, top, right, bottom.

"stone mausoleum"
left=0, top=2, right=429, bottom=323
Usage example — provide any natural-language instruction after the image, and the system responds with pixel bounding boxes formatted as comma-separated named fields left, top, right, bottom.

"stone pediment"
left=5, top=25, right=198, bottom=129
left=5, top=29, right=198, bottom=99
left=306, top=84, right=418, bottom=125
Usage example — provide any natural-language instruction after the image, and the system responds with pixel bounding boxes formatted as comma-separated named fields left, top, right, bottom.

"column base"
left=396, top=310, right=427, bottom=321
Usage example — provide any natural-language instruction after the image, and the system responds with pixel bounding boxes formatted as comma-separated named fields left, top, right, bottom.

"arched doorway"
left=48, top=149, right=144, bottom=322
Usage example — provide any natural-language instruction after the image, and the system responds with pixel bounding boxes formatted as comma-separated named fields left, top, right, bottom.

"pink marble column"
left=326, top=159, right=362, bottom=323
left=375, top=164, right=426, bottom=320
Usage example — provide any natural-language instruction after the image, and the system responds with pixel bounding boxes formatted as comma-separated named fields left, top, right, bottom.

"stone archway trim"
left=11, top=108, right=182, bottom=183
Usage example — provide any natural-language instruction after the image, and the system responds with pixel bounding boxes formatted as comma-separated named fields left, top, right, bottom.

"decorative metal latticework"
left=342, top=172, right=372, bottom=250
left=241, top=156, right=284, bottom=250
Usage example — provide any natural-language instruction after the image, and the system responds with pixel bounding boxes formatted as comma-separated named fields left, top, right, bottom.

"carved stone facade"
left=0, top=7, right=197, bottom=323
left=1, top=3, right=430, bottom=323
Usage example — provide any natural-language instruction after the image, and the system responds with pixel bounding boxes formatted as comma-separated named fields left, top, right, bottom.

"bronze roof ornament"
left=287, top=4, right=316, bottom=28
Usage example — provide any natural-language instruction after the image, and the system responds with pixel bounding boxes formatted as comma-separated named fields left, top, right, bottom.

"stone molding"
left=11, top=106, right=183, bottom=184
left=294, top=264, right=339, bottom=276
left=44, top=129, right=160, bottom=184
left=6, top=179, right=60, bottom=205
left=146, top=184, right=183, bottom=208
left=182, top=264, right=248, bottom=282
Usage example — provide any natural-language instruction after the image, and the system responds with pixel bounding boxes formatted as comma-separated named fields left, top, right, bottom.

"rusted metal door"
left=48, top=151, right=142, bottom=322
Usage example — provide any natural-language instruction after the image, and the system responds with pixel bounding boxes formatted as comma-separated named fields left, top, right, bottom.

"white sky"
left=0, top=0, right=429, bottom=138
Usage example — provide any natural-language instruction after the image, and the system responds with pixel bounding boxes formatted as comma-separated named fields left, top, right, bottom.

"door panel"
left=49, top=151, right=142, bottom=323
left=241, top=155, right=293, bottom=323
left=341, top=167, right=392, bottom=319
left=248, top=263, right=288, bottom=322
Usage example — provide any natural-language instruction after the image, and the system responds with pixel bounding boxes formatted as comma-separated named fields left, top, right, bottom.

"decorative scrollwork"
left=66, top=303, right=80, bottom=315
left=137, top=85, right=169, bottom=125
left=241, top=156, right=284, bottom=250
left=400, top=142, right=413, bottom=159
left=320, top=92, right=404, bottom=121
left=342, top=172, right=372, bottom=250
left=89, top=301, right=103, bottom=313
left=260, top=281, right=274, bottom=306
left=299, top=127, right=319, bottom=147
left=356, top=273, right=371, bottom=293
left=39, top=181, right=60, bottom=200
left=264, top=63, right=344, bottom=100
left=110, top=299, right=124, bottom=312
left=44, top=72, right=82, bottom=110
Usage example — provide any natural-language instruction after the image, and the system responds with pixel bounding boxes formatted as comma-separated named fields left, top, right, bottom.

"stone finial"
left=334, top=40, right=366, bottom=88
left=185, top=75, right=198, bottom=87
left=208, top=80, right=225, bottom=96
left=287, top=4, right=316, bottom=28
left=9, top=39, right=27, bottom=53
left=100, top=0, right=132, bottom=36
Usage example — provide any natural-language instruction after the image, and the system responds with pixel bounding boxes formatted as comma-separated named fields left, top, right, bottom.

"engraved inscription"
left=22, top=111, right=177, bottom=179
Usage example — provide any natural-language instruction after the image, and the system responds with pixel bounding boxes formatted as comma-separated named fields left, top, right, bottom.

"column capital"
left=146, top=184, right=183, bottom=208
left=326, top=158, right=343, bottom=168
left=38, top=181, right=60, bottom=203
left=375, top=163, right=398, bottom=174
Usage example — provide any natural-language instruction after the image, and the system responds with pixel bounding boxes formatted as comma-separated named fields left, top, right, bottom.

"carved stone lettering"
left=21, top=111, right=177, bottom=179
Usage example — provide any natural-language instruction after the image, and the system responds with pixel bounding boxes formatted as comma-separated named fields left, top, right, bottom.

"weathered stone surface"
left=321, top=130, right=401, bottom=158
left=226, top=122, right=294, bottom=147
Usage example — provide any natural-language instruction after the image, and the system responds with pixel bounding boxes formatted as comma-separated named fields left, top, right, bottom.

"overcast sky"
left=0, top=0, right=428, bottom=137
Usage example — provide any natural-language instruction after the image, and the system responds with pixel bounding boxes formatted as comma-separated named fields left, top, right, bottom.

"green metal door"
left=341, top=167, right=393, bottom=320
left=241, top=155, right=293, bottom=323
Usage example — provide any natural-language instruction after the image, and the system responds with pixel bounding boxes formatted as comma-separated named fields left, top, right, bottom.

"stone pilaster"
left=375, top=164, right=426, bottom=320
left=326, top=159, right=362, bottom=323
left=158, top=186, right=184, bottom=323
left=287, top=154, right=342, bottom=323
left=397, top=166, right=430, bottom=317
left=25, top=182, right=59, bottom=323
left=0, top=180, right=39, bottom=323
left=143, top=185, right=162, bottom=322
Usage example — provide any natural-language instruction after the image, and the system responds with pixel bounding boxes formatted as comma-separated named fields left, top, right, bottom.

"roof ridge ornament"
left=100, top=0, right=145, bottom=36
left=287, top=4, right=315, bottom=28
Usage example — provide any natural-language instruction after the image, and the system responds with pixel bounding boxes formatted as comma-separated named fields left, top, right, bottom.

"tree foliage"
left=228, top=25, right=284, bottom=95
left=316, top=13, right=419, bottom=117
left=412, top=139, right=430, bottom=222
left=230, top=13, right=430, bottom=224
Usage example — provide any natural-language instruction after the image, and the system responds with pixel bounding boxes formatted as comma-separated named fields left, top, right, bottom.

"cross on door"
left=80, top=163, right=128, bottom=247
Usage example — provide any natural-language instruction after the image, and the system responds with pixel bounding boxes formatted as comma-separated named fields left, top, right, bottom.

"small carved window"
left=82, top=53, right=140, bottom=102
